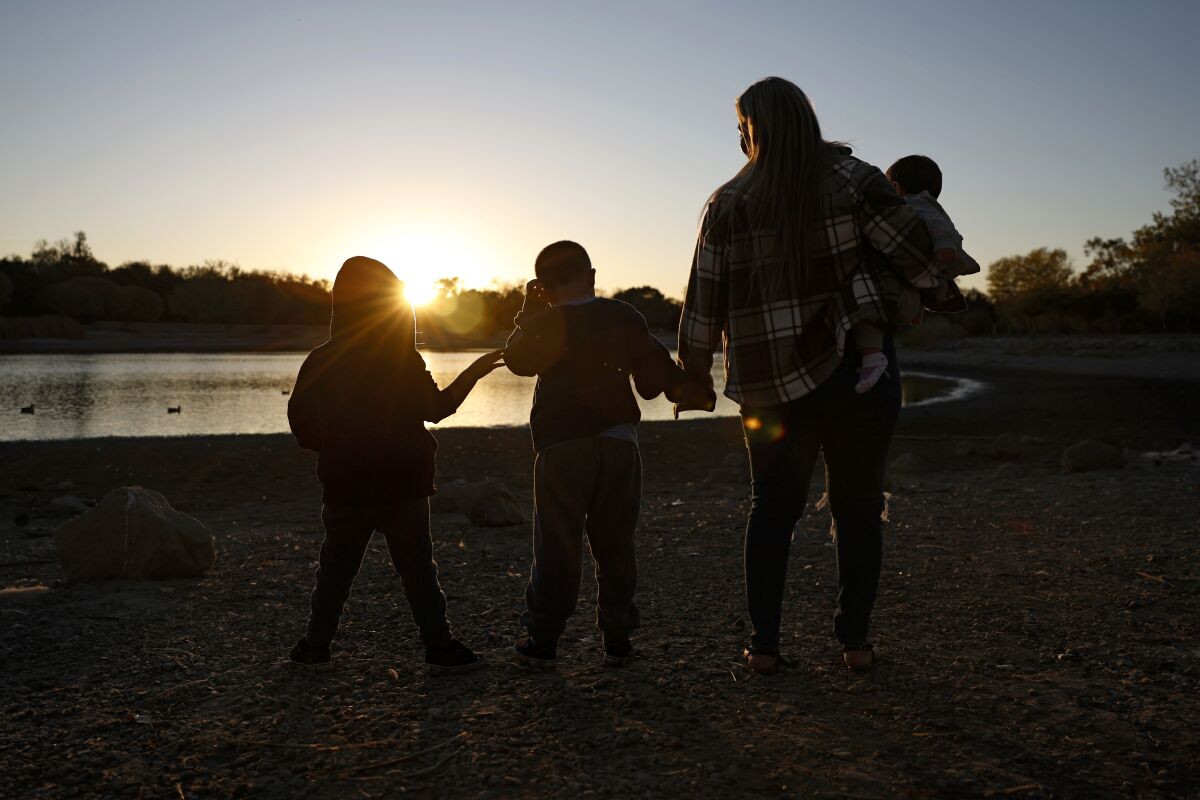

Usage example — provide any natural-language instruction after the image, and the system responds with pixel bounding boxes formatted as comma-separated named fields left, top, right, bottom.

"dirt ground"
left=1, top=364, right=1198, bottom=798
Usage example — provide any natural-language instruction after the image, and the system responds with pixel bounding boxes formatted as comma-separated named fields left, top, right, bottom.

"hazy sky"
left=2, top=1, right=1198, bottom=299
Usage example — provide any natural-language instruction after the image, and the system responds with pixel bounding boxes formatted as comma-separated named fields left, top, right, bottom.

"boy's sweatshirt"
left=504, top=296, right=686, bottom=452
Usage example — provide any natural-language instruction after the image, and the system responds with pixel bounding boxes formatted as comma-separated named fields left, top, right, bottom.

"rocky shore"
left=1, top=364, right=1197, bottom=798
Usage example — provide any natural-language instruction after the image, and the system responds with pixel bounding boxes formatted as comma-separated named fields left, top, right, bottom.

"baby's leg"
left=852, top=322, right=889, bottom=394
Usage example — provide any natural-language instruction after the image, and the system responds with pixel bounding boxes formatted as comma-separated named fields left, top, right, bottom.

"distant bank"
left=0, top=321, right=513, bottom=354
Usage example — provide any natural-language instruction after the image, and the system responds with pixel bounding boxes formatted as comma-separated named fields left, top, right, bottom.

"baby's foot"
left=855, top=351, right=889, bottom=394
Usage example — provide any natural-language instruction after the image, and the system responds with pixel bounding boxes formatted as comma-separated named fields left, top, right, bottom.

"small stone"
left=1062, top=440, right=1125, bottom=472
left=992, top=463, right=1029, bottom=480
left=50, top=495, right=90, bottom=514
left=990, top=434, right=1022, bottom=460
left=954, top=440, right=979, bottom=457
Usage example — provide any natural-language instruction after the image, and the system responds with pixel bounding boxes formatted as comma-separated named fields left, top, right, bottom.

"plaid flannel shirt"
left=678, top=155, right=941, bottom=407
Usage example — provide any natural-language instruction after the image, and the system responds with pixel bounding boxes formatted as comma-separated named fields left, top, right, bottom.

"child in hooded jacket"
left=287, top=255, right=503, bottom=672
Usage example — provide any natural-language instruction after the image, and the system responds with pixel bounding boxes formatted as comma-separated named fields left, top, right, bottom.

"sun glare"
left=360, top=226, right=492, bottom=307
left=401, top=280, right=438, bottom=307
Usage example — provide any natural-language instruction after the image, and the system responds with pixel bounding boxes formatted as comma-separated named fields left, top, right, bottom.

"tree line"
left=0, top=235, right=684, bottom=343
left=2, top=159, right=1195, bottom=341
left=975, top=159, right=1200, bottom=334
left=0, top=235, right=332, bottom=326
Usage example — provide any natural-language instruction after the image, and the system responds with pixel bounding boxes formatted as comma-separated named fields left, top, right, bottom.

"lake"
left=0, top=352, right=979, bottom=441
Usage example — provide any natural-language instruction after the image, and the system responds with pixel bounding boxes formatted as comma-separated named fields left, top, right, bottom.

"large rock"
left=1062, top=440, right=1125, bottom=473
left=53, top=486, right=216, bottom=582
left=431, top=479, right=526, bottom=527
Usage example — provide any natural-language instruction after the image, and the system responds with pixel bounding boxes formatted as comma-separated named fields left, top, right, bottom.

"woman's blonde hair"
left=711, top=77, right=845, bottom=297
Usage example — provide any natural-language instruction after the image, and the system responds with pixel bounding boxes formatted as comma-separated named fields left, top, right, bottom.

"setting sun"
left=400, top=279, right=438, bottom=307
left=359, top=225, right=493, bottom=307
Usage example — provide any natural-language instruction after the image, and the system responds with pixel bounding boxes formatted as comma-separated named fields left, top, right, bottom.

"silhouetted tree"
left=610, top=286, right=682, bottom=331
left=986, top=248, right=1074, bottom=301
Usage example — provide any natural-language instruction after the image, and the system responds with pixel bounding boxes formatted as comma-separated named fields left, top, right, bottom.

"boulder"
left=432, top=479, right=526, bottom=527
left=53, top=486, right=216, bottom=582
left=1061, top=440, right=1125, bottom=473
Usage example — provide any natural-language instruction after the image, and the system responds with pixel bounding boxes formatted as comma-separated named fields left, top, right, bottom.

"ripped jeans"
left=740, top=336, right=901, bottom=653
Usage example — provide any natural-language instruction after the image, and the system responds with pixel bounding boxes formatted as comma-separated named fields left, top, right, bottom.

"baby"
left=854, top=154, right=979, bottom=393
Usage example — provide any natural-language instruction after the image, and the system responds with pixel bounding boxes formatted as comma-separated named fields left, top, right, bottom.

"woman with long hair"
left=678, top=77, right=943, bottom=674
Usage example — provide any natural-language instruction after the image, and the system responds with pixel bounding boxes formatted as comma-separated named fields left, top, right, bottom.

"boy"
left=504, top=241, right=711, bottom=669
left=286, top=255, right=503, bottom=672
left=853, top=154, right=977, bottom=393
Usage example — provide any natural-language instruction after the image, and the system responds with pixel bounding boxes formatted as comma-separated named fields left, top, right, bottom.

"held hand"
left=668, top=375, right=717, bottom=416
left=466, top=349, right=505, bottom=380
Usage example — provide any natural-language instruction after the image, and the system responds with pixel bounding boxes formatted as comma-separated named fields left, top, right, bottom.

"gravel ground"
left=1, top=365, right=1198, bottom=798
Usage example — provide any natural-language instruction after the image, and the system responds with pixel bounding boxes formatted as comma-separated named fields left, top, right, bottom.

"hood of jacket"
left=329, top=256, right=417, bottom=354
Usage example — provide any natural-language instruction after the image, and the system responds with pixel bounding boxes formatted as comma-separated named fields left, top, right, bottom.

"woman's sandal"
left=842, top=642, right=876, bottom=672
left=743, top=646, right=786, bottom=675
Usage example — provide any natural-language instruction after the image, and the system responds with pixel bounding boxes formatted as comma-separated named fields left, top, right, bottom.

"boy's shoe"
left=603, top=636, right=635, bottom=668
left=425, top=640, right=486, bottom=675
left=513, top=637, right=558, bottom=671
left=289, top=637, right=332, bottom=670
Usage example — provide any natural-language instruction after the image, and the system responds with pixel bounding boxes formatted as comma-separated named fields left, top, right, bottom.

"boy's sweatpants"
left=306, top=499, right=452, bottom=648
left=521, top=436, right=642, bottom=642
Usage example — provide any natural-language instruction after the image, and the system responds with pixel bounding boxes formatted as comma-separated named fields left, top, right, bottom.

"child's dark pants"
left=521, top=437, right=642, bottom=643
left=306, top=499, right=452, bottom=648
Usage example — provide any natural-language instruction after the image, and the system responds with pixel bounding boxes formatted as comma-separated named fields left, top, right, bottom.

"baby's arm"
left=906, top=194, right=980, bottom=276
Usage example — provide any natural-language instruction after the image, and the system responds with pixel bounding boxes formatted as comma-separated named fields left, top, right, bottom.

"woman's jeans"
left=741, top=338, right=901, bottom=653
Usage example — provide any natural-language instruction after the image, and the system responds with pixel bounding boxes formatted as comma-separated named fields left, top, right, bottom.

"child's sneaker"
left=425, top=640, right=485, bottom=675
left=289, top=637, right=332, bottom=670
left=513, top=637, right=558, bottom=671
left=603, top=635, right=635, bottom=667
left=855, top=351, right=889, bottom=394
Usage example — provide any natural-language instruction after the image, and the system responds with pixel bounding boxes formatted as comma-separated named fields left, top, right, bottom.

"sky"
left=2, top=0, right=1198, bottom=300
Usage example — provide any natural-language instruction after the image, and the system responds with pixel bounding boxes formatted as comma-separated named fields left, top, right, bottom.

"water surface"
left=0, top=352, right=975, bottom=441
